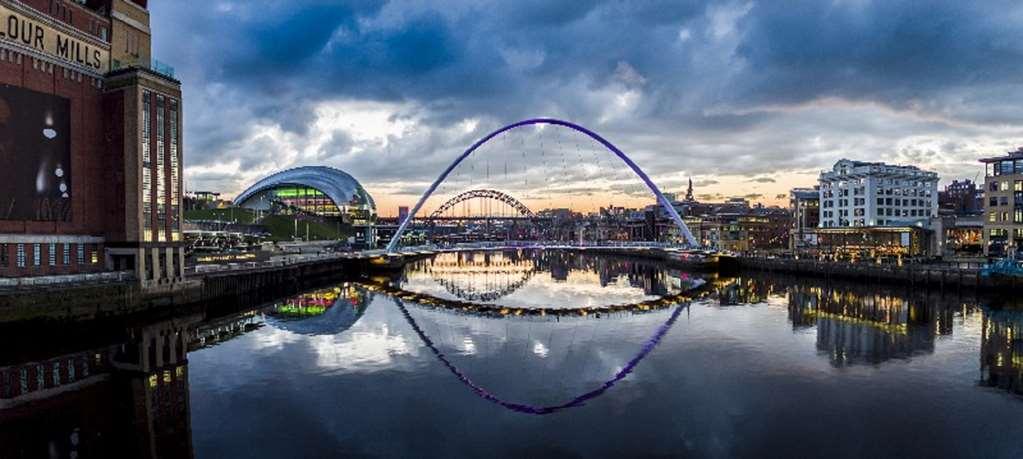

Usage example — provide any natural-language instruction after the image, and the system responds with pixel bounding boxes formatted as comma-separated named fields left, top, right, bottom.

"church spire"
left=685, top=177, right=694, bottom=201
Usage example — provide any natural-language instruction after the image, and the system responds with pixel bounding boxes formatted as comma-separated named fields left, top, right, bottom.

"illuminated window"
left=989, top=212, right=997, bottom=223
left=156, top=95, right=166, bottom=238
left=16, top=244, right=25, bottom=268
left=32, top=244, right=40, bottom=267
left=142, top=91, right=153, bottom=238
left=48, top=243, right=55, bottom=266
left=142, top=91, right=151, bottom=164
left=1001, top=181, right=1010, bottom=191
left=170, top=100, right=180, bottom=233
left=63, top=243, right=70, bottom=265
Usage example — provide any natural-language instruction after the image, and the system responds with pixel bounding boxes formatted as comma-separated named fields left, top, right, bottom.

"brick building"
left=0, top=0, right=184, bottom=287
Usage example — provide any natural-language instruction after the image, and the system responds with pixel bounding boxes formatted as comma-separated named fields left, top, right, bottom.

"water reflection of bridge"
left=421, top=251, right=538, bottom=302
left=404, top=249, right=706, bottom=303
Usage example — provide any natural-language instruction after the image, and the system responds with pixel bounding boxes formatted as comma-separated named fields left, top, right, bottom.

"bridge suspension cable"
left=386, top=118, right=699, bottom=252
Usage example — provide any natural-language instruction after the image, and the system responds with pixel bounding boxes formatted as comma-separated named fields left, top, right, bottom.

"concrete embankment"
left=0, top=255, right=385, bottom=323
left=734, top=257, right=1018, bottom=290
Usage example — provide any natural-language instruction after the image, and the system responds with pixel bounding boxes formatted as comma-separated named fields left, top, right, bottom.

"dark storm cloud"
left=151, top=0, right=1023, bottom=196
left=732, top=0, right=1023, bottom=114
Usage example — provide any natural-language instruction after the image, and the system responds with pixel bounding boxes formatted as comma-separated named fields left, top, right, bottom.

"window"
left=48, top=243, right=56, bottom=266
left=989, top=212, right=997, bottom=223
left=32, top=244, right=40, bottom=267
left=1001, top=181, right=1010, bottom=191
left=16, top=244, right=25, bottom=268
left=1016, top=180, right=1023, bottom=192
left=1001, top=196, right=1010, bottom=206
left=0, top=243, right=6, bottom=267
left=62, top=243, right=70, bottom=265
left=76, top=244, right=85, bottom=265
left=990, top=181, right=999, bottom=191
left=90, top=246, right=99, bottom=264
left=156, top=96, right=166, bottom=241
left=990, top=197, right=999, bottom=207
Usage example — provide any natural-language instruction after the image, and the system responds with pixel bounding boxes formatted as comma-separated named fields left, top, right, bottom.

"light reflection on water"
left=2, top=250, right=1023, bottom=458
left=396, top=249, right=699, bottom=308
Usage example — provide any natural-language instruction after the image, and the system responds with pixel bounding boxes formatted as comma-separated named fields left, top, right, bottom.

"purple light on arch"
left=386, top=118, right=699, bottom=251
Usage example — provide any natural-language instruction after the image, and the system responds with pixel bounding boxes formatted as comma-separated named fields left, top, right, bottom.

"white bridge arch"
left=386, top=118, right=699, bottom=252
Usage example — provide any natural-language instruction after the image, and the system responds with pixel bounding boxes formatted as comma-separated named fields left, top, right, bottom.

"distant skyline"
left=154, top=1, right=1023, bottom=215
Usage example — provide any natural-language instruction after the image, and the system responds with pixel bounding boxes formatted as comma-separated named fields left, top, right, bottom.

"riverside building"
left=0, top=0, right=184, bottom=287
left=818, top=159, right=939, bottom=228
left=979, top=148, right=1023, bottom=257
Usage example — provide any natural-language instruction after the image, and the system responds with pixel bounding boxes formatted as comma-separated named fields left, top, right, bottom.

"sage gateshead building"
left=233, top=166, right=378, bottom=247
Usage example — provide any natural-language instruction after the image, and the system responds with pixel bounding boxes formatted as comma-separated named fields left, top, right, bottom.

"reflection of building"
left=979, top=148, right=1023, bottom=257
left=980, top=309, right=1023, bottom=395
left=0, top=0, right=185, bottom=287
left=0, top=315, right=198, bottom=458
left=234, top=166, right=377, bottom=247
left=268, top=283, right=370, bottom=335
left=819, top=159, right=938, bottom=228
left=785, top=284, right=946, bottom=366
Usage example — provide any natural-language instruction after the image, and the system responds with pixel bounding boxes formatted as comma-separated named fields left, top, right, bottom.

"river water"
left=1, top=249, right=1022, bottom=458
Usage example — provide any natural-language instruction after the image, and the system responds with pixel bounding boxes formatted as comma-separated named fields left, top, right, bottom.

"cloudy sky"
left=152, top=0, right=1023, bottom=215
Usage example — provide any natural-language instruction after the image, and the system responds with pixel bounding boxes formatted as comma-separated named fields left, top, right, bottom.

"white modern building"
left=818, top=159, right=939, bottom=228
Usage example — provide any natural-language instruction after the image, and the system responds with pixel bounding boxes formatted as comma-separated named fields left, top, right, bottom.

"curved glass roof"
left=234, top=166, right=376, bottom=211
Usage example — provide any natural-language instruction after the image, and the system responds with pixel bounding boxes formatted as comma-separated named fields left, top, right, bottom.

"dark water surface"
left=2, top=249, right=1022, bottom=458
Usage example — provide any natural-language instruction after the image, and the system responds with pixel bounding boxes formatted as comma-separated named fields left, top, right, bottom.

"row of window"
left=988, top=228, right=1023, bottom=239
left=987, top=180, right=1023, bottom=192
left=822, top=207, right=933, bottom=220
left=987, top=195, right=1023, bottom=207
left=0, top=243, right=99, bottom=269
left=822, top=178, right=933, bottom=188
left=821, top=219, right=867, bottom=227
left=988, top=159, right=1023, bottom=177
left=822, top=198, right=933, bottom=208
left=987, top=210, right=1023, bottom=224
left=0, top=356, right=92, bottom=399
